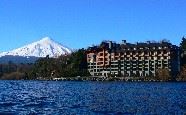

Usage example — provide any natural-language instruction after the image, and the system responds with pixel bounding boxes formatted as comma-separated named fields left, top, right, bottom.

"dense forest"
left=0, top=49, right=90, bottom=80
left=0, top=62, right=33, bottom=80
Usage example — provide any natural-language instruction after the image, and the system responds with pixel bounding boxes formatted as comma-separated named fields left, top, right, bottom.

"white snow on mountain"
left=0, top=37, right=72, bottom=58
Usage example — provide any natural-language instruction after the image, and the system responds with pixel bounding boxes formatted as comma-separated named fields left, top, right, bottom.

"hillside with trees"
left=0, top=49, right=90, bottom=80
left=0, top=62, right=33, bottom=80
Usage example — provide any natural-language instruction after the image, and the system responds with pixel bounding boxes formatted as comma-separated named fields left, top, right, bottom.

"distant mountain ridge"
left=0, top=37, right=72, bottom=58
left=0, top=55, right=39, bottom=64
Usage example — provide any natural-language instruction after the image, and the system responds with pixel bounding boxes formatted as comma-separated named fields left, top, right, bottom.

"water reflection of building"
left=86, top=40, right=180, bottom=77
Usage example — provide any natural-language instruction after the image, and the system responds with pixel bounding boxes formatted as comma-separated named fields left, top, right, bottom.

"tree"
left=180, top=36, right=186, bottom=49
left=0, top=62, right=34, bottom=80
left=156, top=68, right=171, bottom=81
left=180, top=36, right=186, bottom=66
left=178, top=65, right=186, bottom=81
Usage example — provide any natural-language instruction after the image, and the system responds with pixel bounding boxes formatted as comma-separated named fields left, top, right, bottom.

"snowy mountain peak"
left=0, top=37, right=72, bottom=58
left=40, top=37, right=53, bottom=42
left=37, top=37, right=56, bottom=46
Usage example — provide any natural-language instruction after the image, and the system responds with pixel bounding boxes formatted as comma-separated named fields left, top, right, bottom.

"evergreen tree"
left=180, top=36, right=186, bottom=66
left=180, top=36, right=186, bottom=49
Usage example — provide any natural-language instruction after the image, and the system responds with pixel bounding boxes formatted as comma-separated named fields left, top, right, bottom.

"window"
left=157, top=51, right=161, bottom=55
left=98, top=58, right=103, bottom=61
left=115, top=57, right=118, bottom=60
left=100, top=53, right=103, bottom=56
left=98, top=62, right=103, bottom=65
left=121, top=52, right=124, bottom=55
left=115, top=53, right=119, bottom=56
left=163, top=50, right=167, bottom=54
left=144, top=51, right=148, bottom=55
left=105, top=53, right=109, bottom=56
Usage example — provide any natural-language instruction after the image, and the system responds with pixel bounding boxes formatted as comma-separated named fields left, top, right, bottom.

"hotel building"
left=86, top=40, right=180, bottom=77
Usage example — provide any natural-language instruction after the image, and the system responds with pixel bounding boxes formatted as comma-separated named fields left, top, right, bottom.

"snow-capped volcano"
left=0, top=37, right=72, bottom=58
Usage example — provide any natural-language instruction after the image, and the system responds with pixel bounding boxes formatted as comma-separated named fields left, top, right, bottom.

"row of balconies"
left=89, top=65, right=170, bottom=70
left=95, top=52, right=170, bottom=58
left=95, top=59, right=169, bottom=63
left=88, top=53, right=171, bottom=60
left=111, top=51, right=170, bottom=56
left=89, top=59, right=169, bottom=64
left=89, top=54, right=170, bottom=61
left=89, top=63, right=169, bottom=68
left=89, top=65, right=170, bottom=71
left=90, top=64, right=170, bottom=69
left=89, top=67, right=168, bottom=74
left=94, top=57, right=170, bottom=62
left=87, top=58, right=170, bottom=64
left=120, top=46, right=169, bottom=51
left=89, top=66, right=171, bottom=72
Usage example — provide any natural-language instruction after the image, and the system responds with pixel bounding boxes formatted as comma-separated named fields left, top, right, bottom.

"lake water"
left=0, top=81, right=185, bottom=114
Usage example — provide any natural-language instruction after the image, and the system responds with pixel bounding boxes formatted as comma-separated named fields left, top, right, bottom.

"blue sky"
left=0, top=0, right=185, bottom=52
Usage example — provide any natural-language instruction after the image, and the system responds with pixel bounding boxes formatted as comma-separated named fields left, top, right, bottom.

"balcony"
left=97, top=62, right=104, bottom=65
left=97, top=58, right=103, bottom=61
left=139, top=53, right=144, bottom=57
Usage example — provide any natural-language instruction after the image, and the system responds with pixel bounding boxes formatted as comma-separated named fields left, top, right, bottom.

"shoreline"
left=37, top=76, right=185, bottom=82
left=0, top=79, right=185, bottom=82
left=1, top=76, right=185, bottom=82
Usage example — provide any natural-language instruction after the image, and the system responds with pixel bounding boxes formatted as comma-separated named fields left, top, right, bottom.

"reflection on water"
left=0, top=81, right=185, bottom=114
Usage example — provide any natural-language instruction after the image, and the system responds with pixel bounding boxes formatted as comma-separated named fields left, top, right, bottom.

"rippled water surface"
left=0, top=81, right=185, bottom=114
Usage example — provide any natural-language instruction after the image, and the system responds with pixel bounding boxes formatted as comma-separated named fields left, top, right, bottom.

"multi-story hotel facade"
left=87, top=40, right=180, bottom=78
